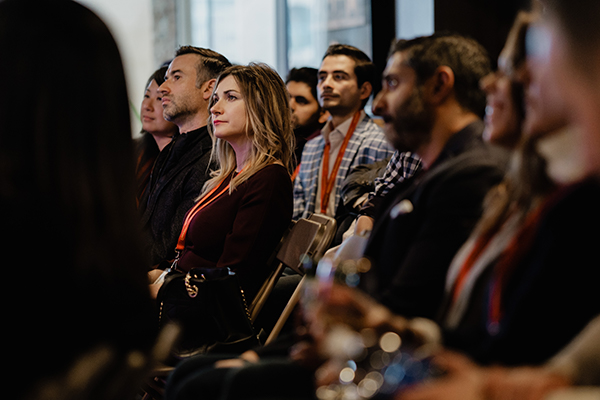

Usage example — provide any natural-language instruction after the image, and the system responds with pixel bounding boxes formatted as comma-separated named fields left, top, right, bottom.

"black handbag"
left=157, top=267, right=259, bottom=357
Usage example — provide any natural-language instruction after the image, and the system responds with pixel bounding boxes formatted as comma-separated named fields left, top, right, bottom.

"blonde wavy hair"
left=201, top=63, right=295, bottom=195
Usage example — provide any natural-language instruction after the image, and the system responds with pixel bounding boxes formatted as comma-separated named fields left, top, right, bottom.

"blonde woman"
left=150, top=63, right=294, bottom=301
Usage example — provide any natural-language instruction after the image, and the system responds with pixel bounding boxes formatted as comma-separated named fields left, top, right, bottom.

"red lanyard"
left=320, top=111, right=361, bottom=214
left=451, top=231, right=494, bottom=303
left=291, top=164, right=300, bottom=182
left=487, top=187, right=569, bottom=335
left=175, top=169, right=243, bottom=253
left=486, top=197, right=550, bottom=334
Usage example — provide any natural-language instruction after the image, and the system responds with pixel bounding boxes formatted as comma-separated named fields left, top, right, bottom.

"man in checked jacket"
left=292, top=44, right=395, bottom=221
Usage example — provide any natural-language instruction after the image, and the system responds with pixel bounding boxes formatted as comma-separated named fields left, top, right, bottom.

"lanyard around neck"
left=320, top=110, right=362, bottom=214
left=175, top=169, right=243, bottom=253
left=450, top=231, right=495, bottom=304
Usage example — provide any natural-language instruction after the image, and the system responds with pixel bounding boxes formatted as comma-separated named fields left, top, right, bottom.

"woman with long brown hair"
left=149, top=63, right=294, bottom=302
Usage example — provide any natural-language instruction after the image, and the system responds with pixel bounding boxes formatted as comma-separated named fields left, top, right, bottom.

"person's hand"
left=396, top=350, right=572, bottom=400
left=354, top=215, right=374, bottom=236
left=148, top=268, right=163, bottom=283
left=147, top=269, right=164, bottom=299
left=395, top=350, right=487, bottom=400
left=484, top=365, right=571, bottom=400
left=148, top=282, right=162, bottom=299
left=322, top=233, right=370, bottom=267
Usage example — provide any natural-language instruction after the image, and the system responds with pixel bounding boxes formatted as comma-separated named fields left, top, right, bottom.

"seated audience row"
left=140, top=43, right=399, bottom=359
left=163, top=3, right=600, bottom=400
left=7, top=0, right=600, bottom=399
left=165, top=25, right=510, bottom=400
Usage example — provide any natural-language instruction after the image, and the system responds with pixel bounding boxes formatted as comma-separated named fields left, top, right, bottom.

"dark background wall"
left=434, top=0, right=531, bottom=68
left=371, top=0, right=531, bottom=94
left=371, top=0, right=397, bottom=95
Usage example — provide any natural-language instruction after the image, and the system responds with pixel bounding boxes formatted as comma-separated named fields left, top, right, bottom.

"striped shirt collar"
left=321, top=110, right=366, bottom=144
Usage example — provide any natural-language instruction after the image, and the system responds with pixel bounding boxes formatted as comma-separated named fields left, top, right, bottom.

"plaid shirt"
left=293, top=114, right=394, bottom=220
left=368, top=150, right=422, bottom=201
left=358, top=150, right=422, bottom=219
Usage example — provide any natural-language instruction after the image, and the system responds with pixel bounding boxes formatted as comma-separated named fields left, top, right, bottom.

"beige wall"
left=77, top=0, right=156, bottom=135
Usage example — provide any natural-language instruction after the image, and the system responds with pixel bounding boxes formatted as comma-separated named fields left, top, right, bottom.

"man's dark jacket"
left=361, top=120, right=509, bottom=320
left=139, top=126, right=214, bottom=265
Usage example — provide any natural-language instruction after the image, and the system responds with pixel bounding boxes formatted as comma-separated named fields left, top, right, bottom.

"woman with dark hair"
left=135, top=65, right=179, bottom=205
left=437, top=10, right=591, bottom=367
left=479, top=11, right=531, bottom=148
left=0, top=0, right=158, bottom=398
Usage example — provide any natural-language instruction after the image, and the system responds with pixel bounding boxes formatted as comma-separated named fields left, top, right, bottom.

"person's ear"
left=359, top=81, right=373, bottom=102
left=426, top=66, right=455, bottom=105
left=319, top=109, right=330, bottom=123
left=203, top=79, right=216, bottom=100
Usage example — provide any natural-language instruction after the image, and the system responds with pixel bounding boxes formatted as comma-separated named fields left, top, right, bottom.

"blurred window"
left=179, top=0, right=377, bottom=76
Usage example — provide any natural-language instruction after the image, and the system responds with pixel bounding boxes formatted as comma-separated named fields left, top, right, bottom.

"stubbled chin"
left=382, top=126, right=397, bottom=148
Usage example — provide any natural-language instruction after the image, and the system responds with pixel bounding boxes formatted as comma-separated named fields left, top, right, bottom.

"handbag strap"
left=185, top=271, right=200, bottom=298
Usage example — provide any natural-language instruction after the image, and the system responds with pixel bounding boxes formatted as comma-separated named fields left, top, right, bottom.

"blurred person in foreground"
left=393, top=1, right=600, bottom=399
left=1, top=0, right=159, bottom=399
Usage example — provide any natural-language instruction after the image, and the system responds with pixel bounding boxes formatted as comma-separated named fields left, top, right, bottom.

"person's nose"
left=210, top=98, right=223, bottom=116
left=289, top=97, right=297, bottom=113
left=372, top=90, right=386, bottom=116
left=158, top=81, right=169, bottom=96
left=320, top=74, right=334, bottom=90
left=142, top=97, right=152, bottom=111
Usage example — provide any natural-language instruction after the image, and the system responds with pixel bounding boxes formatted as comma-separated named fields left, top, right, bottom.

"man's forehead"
left=384, top=51, right=412, bottom=75
left=287, top=80, right=312, bottom=94
left=319, top=54, right=357, bottom=73
left=167, top=53, right=198, bottom=73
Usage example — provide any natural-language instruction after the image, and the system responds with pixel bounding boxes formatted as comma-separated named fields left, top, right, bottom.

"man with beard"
left=358, top=33, right=509, bottom=320
left=140, top=46, right=231, bottom=265
left=285, top=67, right=329, bottom=179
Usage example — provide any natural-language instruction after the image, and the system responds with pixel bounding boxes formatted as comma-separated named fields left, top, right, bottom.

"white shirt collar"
left=321, top=110, right=365, bottom=144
